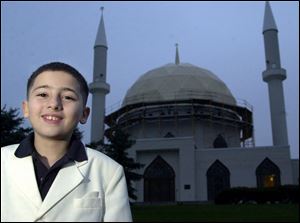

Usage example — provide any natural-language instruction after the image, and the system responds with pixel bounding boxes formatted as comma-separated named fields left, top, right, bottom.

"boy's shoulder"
left=84, top=147, right=121, bottom=168
left=1, top=144, right=20, bottom=164
left=1, top=144, right=19, bottom=155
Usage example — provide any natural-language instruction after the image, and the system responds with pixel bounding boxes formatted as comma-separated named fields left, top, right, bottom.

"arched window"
left=164, top=132, right=175, bottom=138
left=256, top=158, right=281, bottom=188
left=213, top=134, right=228, bottom=148
left=144, top=156, right=175, bottom=202
left=206, top=160, right=230, bottom=200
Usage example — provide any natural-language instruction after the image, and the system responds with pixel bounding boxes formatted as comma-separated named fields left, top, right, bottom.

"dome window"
left=213, top=134, right=228, bottom=148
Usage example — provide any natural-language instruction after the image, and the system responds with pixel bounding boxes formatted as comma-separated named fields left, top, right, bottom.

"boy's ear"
left=22, top=101, right=29, bottom=118
left=79, top=107, right=90, bottom=124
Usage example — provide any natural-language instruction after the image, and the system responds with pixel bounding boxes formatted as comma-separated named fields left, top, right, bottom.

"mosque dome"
left=122, top=63, right=236, bottom=107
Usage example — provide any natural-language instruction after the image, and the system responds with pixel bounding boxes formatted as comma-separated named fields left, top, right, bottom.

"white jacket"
left=1, top=144, right=132, bottom=222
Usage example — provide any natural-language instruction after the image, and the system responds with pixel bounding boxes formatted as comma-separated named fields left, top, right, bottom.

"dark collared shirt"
left=15, top=133, right=88, bottom=201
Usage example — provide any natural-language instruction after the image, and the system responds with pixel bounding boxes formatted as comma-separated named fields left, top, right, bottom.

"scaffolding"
left=105, top=92, right=254, bottom=148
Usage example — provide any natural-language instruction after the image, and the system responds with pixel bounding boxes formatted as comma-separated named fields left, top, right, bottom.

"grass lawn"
left=131, top=203, right=299, bottom=222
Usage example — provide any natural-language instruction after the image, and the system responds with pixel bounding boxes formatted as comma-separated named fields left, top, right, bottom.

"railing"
left=105, top=91, right=253, bottom=115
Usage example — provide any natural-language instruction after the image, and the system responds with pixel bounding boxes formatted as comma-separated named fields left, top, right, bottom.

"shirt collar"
left=14, top=132, right=88, bottom=162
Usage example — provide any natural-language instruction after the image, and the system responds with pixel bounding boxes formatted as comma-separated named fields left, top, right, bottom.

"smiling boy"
left=1, top=62, right=132, bottom=222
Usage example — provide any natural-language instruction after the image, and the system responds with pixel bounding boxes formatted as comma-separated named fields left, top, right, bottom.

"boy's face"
left=22, top=71, right=90, bottom=141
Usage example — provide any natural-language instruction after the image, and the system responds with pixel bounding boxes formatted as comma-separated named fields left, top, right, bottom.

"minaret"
left=262, top=1, right=288, bottom=146
left=89, top=7, right=110, bottom=143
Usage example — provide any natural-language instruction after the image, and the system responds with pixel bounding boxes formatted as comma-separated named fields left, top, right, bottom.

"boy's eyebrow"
left=32, top=85, right=50, bottom=92
left=32, top=85, right=79, bottom=96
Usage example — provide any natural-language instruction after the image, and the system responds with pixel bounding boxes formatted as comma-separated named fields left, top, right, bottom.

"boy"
left=1, top=62, right=132, bottom=222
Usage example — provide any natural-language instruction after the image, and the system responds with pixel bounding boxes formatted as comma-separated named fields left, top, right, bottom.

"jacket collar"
left=15, top=132, right=88, bottom=162
left=37, top=161, right=86, bottom=218
left=9, top=154, right=88, bottom=220
left=10, top=133, right=89, bottom=219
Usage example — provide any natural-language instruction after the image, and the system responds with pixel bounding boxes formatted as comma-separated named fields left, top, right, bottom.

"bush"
left=215, top=185, right=299, bottom=204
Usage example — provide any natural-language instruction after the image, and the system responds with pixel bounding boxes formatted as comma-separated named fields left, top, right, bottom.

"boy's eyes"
left=37, top=93, right=48, bottom=97
left=63, top=96, right=76, bottom=101
left=36, top=93, right=76, bottom=101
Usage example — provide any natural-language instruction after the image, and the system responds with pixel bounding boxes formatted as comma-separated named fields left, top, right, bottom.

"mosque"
left=89, top=2, right=299, bottom=202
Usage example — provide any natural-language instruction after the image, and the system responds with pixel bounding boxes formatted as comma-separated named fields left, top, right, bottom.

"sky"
left=1, top=1, right=299, bottom=158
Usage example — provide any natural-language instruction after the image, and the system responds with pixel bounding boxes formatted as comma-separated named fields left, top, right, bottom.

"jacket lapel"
left=10, top=155, right=42, bottom=209
left=37, top=160, right=87, bottom=217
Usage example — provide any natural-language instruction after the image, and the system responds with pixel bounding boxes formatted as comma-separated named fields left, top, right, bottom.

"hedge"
left=214, top=185, right=299, bottom=204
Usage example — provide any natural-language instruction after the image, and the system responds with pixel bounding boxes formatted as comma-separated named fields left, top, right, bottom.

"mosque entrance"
left=144, top=156, right=175, bottom=202
left=206, top=160, right=230, bottom=201
left=256, top=158, right=281, bottom=188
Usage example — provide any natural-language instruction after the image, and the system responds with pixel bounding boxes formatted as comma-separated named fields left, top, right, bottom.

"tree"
left=1, top=105, right=32, bottom=147
left=87, top=127, right=144, bottom=201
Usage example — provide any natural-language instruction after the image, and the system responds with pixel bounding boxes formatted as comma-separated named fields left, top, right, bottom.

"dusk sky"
left=1, top=1, right=299, bottom=158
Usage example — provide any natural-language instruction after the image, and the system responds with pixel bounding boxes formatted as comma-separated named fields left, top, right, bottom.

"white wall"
left=130, top=137, right=196, bottom=202
left=195, top=145, right=294, bottom=201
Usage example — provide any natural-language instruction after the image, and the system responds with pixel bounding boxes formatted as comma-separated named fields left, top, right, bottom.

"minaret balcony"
left=262, top=68, right=286, bottom=82
left=89, top=82, right=110, bottom=94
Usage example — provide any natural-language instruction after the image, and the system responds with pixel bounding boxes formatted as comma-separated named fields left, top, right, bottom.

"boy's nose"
left=48, top=97, right=63, bottom=111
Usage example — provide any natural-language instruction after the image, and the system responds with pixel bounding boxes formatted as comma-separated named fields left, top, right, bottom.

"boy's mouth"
left=42, top=114, right=63, bottom=124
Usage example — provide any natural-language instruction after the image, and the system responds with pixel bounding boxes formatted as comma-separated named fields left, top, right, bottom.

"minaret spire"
left=263, top=1, right=278, bottom=32
left=95, top=6, right=107, bottom=48
left=89, top=6, right=110, bottom=143
left=175, top=43, right=180, bottom=65
left=262, top=1, right=288, bottom=146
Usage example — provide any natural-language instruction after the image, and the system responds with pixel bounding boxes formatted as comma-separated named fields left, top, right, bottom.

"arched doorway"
left=256, top=158, right=281, bottom=188
left=206, top=160, right=230, bottom=201
left=144, top=155, right=175, bottom=202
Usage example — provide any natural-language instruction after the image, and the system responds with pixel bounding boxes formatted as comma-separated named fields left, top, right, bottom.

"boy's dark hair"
left=27, top=62, right=89, bottom=105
